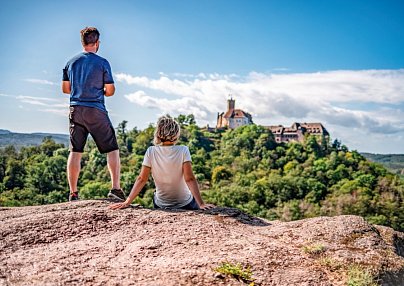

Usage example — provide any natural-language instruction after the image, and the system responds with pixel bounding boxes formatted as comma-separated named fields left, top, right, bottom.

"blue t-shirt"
left=63, top=52, right=114, bottom=113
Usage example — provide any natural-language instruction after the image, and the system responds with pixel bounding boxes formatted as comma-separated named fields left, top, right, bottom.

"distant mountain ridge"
left=0, top=129, right=11, bottom=135
left=362, top=152, right=404, bottom=176
left=0, top=130, right=69, bottom=148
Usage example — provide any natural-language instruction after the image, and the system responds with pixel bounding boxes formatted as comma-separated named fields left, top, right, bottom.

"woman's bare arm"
left=109, top=166, right=151, bottom=210
left=183, top=161, right=215, bottom=210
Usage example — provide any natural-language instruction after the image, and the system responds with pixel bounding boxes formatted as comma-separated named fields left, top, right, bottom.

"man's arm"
left=104, top=83, right=115, bottom=97
left=62, top=81, right=71, bottom=94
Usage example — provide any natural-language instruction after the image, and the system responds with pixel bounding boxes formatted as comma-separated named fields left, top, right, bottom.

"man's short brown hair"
left=80, top=27, right=100, bottom=46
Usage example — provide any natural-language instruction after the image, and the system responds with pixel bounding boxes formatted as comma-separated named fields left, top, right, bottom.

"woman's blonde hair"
left=153, top=115, right=180, bottom=145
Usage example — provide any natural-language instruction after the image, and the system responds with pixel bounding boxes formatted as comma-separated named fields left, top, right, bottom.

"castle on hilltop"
left=216, top=98, right=253, bottom=129
left=215, top=98, right=329, bottom=143
left=266, top=122, right=329, bottom=144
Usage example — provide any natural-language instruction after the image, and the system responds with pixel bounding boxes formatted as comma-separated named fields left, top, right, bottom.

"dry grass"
left=346, top=264, right=378, bottom=286
left=302, top=243, right=327, bottom=255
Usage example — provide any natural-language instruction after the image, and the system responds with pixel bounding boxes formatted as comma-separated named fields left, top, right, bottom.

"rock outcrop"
left=1, top=200, right=403, bottom=285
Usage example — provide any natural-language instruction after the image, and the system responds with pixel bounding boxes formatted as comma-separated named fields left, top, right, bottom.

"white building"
left=216, top=98, right=253, bottom=129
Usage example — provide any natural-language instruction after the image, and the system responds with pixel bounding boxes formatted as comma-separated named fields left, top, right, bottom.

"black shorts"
left=69, top=105, right=119, bottom=153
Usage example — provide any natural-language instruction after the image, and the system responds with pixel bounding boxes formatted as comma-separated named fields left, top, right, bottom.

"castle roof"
left=299, top=122, right=329, bottom=135
left=266, top=122, right=329, bottom=136
left=223, top=109, right=252, bottom=119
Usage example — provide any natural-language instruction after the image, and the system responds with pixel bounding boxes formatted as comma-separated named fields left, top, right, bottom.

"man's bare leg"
left=67, top=151, right=82, bottom=193
left=107, top=149, right=121, bottom=190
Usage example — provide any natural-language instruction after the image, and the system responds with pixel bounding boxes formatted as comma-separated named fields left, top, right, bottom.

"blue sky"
left=0, top=0, right=403, bottom=153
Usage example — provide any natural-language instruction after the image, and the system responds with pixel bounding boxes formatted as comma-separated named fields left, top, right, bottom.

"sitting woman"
left=109, top=116, right=215, bottom=211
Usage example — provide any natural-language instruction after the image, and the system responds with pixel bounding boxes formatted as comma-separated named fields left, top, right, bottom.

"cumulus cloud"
left=125, top=91, right=211, bottom=119
left=317, top=105, right=404, bottom=134
left=116, top=69, right=404, bottom=135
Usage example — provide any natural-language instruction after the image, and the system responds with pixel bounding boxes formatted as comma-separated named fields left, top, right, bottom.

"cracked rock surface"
left=1, top=200, right=403, bottom=285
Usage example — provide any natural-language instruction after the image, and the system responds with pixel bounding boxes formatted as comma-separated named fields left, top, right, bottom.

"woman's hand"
left=199, top=203, right=216, bottom=210
left=108, top=201, right=130, bottom=210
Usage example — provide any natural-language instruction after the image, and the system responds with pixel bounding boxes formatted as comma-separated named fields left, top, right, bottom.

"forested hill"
left=0, top=116, right=403, bottom=232
left=0, top=130, right=69, bottom=148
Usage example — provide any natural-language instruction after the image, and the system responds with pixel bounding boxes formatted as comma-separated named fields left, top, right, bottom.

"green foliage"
left=1, top=116, right=403, bottom=233
left=203, top=129, right=404, bottom=231
left=214, top=261, right=254, bottom=283
left=0, top=138, right=68, bottom=206
left=302, top=243, right=326, bottom=255
left=133, top=188, right=154, bottom=208
left=80, top=182, right=110, bottom=199
left=211, top=166, right=232, bottom=184
left=3, top=158, right=26, bottom=189
left=317, top=256, right=344, bottom=272
left=317, top=257, right=378, bottom=286
left=347, top=264, right=377, bottom=286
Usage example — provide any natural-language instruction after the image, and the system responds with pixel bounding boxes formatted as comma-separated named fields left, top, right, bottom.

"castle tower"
left=227, top=97, right=235, bottom=111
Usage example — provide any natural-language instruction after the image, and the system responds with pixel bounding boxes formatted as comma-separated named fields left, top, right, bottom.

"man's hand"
left=62, top=81, right=71, bottom=94
left=104, top=83, right=115, bottom=97
left=108, top=201, right=130, bottom=210
left=199, top=203, right=216, bottom=210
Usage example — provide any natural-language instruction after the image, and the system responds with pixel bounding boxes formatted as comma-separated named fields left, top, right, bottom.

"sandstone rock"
left=0, top=200, right=403, bottom=285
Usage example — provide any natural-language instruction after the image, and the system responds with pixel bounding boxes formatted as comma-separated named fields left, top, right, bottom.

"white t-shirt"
left=142, top=145, right=193, bottom=208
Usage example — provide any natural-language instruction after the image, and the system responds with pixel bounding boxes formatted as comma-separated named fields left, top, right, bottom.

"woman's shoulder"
left=145, top=145, right=155, bottom=154
left=175, top=145, right=189, bottom=151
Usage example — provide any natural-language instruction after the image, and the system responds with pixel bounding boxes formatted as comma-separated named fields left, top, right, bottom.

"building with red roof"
left=216, top=98, right=253, bottom=129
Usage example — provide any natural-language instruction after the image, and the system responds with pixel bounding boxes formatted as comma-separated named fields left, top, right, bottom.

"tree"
left=0, top=116, right=403, bottom=232
left=176, top=114, right=196, bottom=126
left=40, top=137, right=64, bottom=157
left=3, top=159, right=26, bottom=189
left=211, top=166, right=232, bottom=184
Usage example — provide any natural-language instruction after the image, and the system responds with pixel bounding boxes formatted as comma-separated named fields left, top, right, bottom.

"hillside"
left=1, top=122, right=404, bottom=233
left=0, top=130, right=69, bottom=148
left=1, top=200, right=403, bottom=285
left=362, top=153, right=404, bottom=176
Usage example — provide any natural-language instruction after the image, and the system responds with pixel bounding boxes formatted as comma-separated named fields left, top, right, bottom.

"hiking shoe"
left=69, top=192, right=79, bottom=202
left=108, top=188, right=126, bottom=201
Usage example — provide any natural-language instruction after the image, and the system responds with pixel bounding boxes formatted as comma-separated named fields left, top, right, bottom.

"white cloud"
left=25, top=78, right=56, bottom=85
left=124, top=90, right=210, bottom=119
left=17, top=96, right=60, bottom=106
left=117, top=69, right=404, bottom=151
left=15, top=95, right=68, bottom=116
left=317, top=105, right=404, bottom=134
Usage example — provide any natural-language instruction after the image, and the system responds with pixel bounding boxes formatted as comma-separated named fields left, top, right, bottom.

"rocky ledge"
left=0, top=200, right=403, bottom=285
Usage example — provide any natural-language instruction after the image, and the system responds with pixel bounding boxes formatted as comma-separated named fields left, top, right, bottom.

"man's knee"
left=107, top=149, right=120, bottom=157
left=68, top=152, right=82, bottom=163
left=107, top=149, right=120, bottom=165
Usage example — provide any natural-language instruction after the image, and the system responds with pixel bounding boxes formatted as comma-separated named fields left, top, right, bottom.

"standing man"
left=62, top=27, right=125, bottom=202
